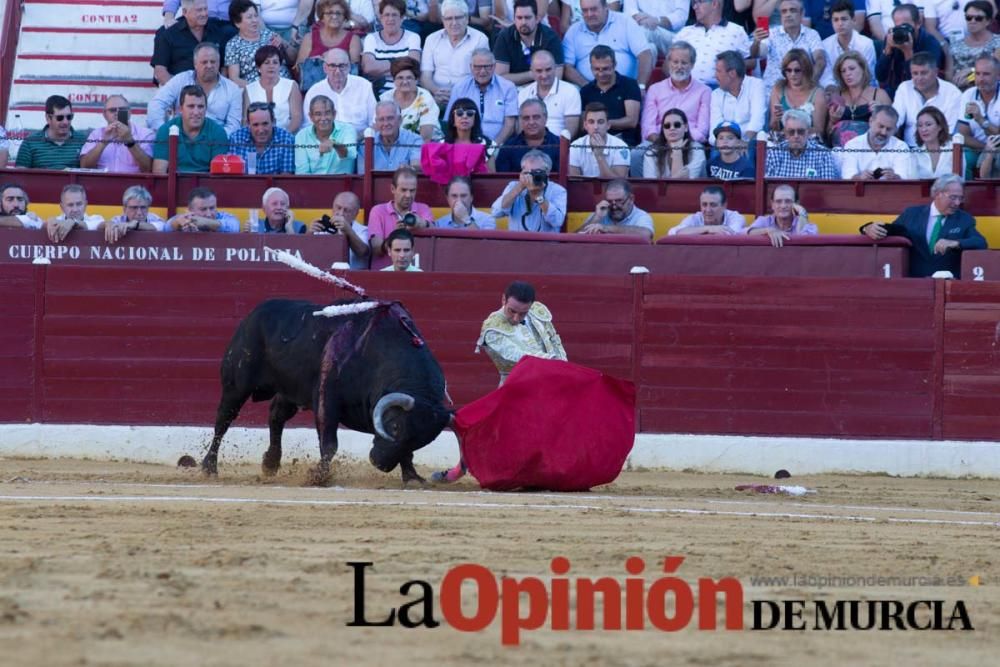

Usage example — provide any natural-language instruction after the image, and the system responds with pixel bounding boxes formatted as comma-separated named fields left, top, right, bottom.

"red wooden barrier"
left=5, top=264, right=1000, bottom=441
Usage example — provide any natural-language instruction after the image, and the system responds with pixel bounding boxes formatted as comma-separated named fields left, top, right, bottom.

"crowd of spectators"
left=0, top=0, right=996, bottom=271
left=0, top=0, right=997, bottom=180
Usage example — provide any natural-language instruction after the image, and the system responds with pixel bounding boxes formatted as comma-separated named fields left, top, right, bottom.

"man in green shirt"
left=152, top=84, right=228, bottom=173
left=15, top=95, right=87, bottom=170
left=294, top=95, right=357, bottom=174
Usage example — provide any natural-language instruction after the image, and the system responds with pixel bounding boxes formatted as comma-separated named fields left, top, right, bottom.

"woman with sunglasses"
left=826, top=50, right=891, bottom=148
left=642, top=108, right=705, bottom=179
left=950, top=1, right=1000, bottom=90
left=420, top=98, right=493, bottom=181
left=245, top=45, right=303, bottom=132
left=295, top=0, right=362, bottom=90
left=225, top=0, right=294, bottom=88
left=914, top=105, right=963, bottom=179
left=380, top=57, right=442, bottom=141
left=768, top=49, right=826, bottom=140
left=445, top=98, right=494, bottom=165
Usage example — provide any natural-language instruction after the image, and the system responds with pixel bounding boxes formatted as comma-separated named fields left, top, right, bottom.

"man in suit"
left=861, top=174, right=987, bottom=277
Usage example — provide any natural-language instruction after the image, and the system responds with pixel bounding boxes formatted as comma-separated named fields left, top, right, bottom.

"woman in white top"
left=913, top=106, right=962, bottom=179
left=244, top=45, right=304, bottom=132
left=381, top=56, right=442, bottom=141
left=260, top=0, right=311, bottom=40
left=361, top=0, right=422, bottom=82
left=642, top=108, right=706, bottom=179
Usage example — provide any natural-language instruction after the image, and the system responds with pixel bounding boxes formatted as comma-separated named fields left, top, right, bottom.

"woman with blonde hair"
left=826, top=50, right=891, bottom=148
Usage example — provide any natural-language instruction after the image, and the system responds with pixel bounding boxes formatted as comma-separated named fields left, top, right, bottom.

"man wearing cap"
left=707, top=122, right=755, bottom=180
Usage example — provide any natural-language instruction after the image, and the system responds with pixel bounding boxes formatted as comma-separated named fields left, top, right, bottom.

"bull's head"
left=369, top=392, right=452, bottom=472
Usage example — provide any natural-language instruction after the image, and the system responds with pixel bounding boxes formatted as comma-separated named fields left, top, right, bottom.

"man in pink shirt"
left=640, top=41, right=711, bottom=144
left=79, top=95, right=154, bottom=173
left=368, top=165, right=433, bottom=271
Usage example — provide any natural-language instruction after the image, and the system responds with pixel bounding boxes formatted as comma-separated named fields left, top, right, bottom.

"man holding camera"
left=576, top=178, right=654, bottom=241
left=874, top=4, right=944, bottom=99
left=491, top=149, right=567, bottom=234
left=367, top=165, right=432, bottom=271
left=310, top=192, right=371, bottom=270
left=79, top=96, right=154, bottom=173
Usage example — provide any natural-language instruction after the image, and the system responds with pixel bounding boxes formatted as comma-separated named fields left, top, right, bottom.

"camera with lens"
left=529, top=169, right=548, bottom=188
left=319, top=214, right=337, bottom=233
left=402, top=213, right=417, bottom=226
left=890, top=23, right=914, bottom=45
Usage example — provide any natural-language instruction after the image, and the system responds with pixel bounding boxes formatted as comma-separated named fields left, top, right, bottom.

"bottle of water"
left=9, top=114, right=24, bottom=164
left=246, top=151, right=257, bottom=175
left=247, top=208, right=258, bottom=233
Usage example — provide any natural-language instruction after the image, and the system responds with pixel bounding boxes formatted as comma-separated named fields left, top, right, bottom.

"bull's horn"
left=372, top=392, right=416, bottom=440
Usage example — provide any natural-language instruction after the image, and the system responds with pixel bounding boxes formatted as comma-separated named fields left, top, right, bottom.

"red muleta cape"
left=454, top=356, right=636, bottom=491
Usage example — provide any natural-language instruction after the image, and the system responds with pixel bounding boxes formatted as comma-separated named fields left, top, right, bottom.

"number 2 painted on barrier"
left=973, top=266, right=985, bottom=281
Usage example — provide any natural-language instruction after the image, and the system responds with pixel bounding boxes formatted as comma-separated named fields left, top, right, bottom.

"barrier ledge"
left=655, top=234, right=912, bottom=247
left=414, top=226, right=650, bottom=244
left=0, top=228, right=349, bottom=268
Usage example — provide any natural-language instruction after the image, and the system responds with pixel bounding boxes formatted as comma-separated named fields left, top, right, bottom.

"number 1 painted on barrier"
left=883, top=263, right=891, bottom=279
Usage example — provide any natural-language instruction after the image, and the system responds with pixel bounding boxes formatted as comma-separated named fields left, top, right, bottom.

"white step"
left=21, top=1, right=163, bottom=31
left=17, top=29, right=157, bottom=58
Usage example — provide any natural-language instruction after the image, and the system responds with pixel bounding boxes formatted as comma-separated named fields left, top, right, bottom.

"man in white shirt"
left=675, top=0, right=750, bottom=87
left=750, top=0, right=825, bottom=97
left=668, top=185, right=747, bottom=235
left=820, top=0, right=877, bottom=89
left=709, top=50, right=766, bottom=145
left=839, top=105, right=913, bottom=179
left=957, top=54, right=1000, bottom=154
left=892, top=51, right=962, bottom=146
left=517, top=50, right=581, bottom=138
left=44, top=184, right=105, bottom=243
left=621, top=0, right=689, bottom=58
left=420, top=0, right=489, bottom=106
left=569, top=102, right=631, bottom=177
left=302, top=48, right=377, bottom=135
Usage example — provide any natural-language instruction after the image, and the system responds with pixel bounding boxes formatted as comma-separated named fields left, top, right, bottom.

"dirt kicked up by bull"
left=201, top=250, right=453, bottom=486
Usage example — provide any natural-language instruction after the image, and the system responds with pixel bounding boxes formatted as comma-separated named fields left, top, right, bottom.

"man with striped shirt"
left=15, top=96, right=87, bottom=170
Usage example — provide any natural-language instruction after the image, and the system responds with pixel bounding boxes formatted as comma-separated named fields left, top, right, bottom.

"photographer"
left=874, top=4, right=944, bottom=99
left=577, top=179, right=654, bottom=241
left=310, top=192, right=371, bottom=270
left=490, top=149, right=567, bottom=234
left=367, top=165, right=432, bottom=271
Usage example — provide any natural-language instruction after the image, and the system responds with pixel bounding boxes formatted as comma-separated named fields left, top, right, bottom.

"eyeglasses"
left=48, top=113, right=74, bottom=121
left=785, top=128, right=808, bottom=135
left=784, top=67, right=803, bottom=74
left=324, top=62, right=351, bottom=70
left=454, top=109, right=477, bottom=118
left=471, top=64, right=495, bottom=70
left=662, top=121, right=684, bottom=129
left=105, top=106, right=127, bottom=113
left=965, top=14, right=987, bottom=21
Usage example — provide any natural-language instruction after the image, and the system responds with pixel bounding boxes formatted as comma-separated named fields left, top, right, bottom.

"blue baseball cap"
left=713, top=121, right=742, bottom=138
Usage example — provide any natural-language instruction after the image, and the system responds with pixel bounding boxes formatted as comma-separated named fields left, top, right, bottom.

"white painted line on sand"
left=1, top=493, right=998, bottom=528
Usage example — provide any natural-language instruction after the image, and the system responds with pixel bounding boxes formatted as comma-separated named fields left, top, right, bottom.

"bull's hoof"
left=261, top=453, right=281, bottom=477
left=201, top=457, right=218, bottom=477
left=307, top=463, right=332, bottom=487
left=401, top=470, right=427, bottom=487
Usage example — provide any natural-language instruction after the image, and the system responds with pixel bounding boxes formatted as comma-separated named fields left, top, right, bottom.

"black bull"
left=203, top=298, right=452, bottom=484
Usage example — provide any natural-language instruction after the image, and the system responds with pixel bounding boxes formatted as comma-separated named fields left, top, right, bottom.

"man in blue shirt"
left=708, top=121, right=756, bottom=180
left=358, top=100, right=423, bottom=173
left=562, top=0, right=653, bottom=86
left=764, top=110, right=840, bottom=179
left=229, top=102, right=295, bottom=175
left=491, top=149, right=567, bottom=233
left=445, top=48, right=519, bottom=144
left=165, top=187, right=241, bottom=232
left=436, top=176, right=497, bottom=229
left=494, top=99, right=561, bottom=173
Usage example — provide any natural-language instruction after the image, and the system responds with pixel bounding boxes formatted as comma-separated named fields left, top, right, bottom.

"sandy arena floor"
left=0, top=456, right=997, bottom=666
